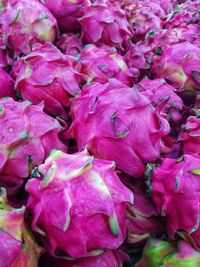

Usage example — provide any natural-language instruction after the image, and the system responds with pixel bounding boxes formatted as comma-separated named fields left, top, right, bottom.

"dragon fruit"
left=0, top=0, right=58, bottom=56
left=150, top=24, right=200, bottom=50
left=79, top=1, right=132, bottom=49
left=0, top=187, right=42, bottom=267
left=0, top=97, right=66, bottom=195
left=13, top=43, right=82, bottom=118
left=67, top=79, right=170, bottom=177
left=153, top=42, right=200, bottom=91
left=151, top=0, right=177, bottom=14
left=125, top=0, right=164, bottom=41
left=76, top=44, right=138, bottom=85
left=40, top=0, right=84, bottom=31
left=40, top=249, right=129, bottom=267
left=124, top=42, right=153, bottom=78
left=179, top=116, right=200, bottom=154
left=151, top=154, right=200, bottom=250
left=126, top=181, right=165, bottom=248
left=165, top=0, right=200, bottom=29
left=137, top=78, right=183, bottom=125
left=26, top=149, right=133, bottom=258
left=136, top=238, right=200, bottom=267
left=56, top=33, right=83, bottom=57
left=0, top=68, right=15, bottom=99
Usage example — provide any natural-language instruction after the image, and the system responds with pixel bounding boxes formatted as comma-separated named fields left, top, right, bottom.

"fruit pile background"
left=1, top=0, right=200, bottom=266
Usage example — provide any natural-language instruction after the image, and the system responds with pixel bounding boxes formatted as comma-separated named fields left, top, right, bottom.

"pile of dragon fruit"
left=2, top=0, right=200, bottom=266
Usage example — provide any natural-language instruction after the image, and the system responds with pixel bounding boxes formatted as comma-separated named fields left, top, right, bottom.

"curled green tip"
left=0, top=187, right=7, bottom=198
left=190, top=169, right=200, bottom=176
left=109, top=214, right=119, bottom=236
left=49, top=149, right=62, bottom=158
left=89, top=249, right=104, bottom=256
left=0, top=105, right=4, bottom=115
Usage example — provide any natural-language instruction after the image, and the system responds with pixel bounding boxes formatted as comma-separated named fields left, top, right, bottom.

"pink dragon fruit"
left=126, top=181, right=165, bottom=248
left=40, top=0, right=84, bottom=31
left=165, top=0, right=200, bottom=29
left=151, top=154, right=200, bottom=250
left=137, top=78, right=183, bottom=125
left=76, top=44, right=138, bottom=86
left=56, top=33, right=83, bottom=57
left=26, top=149, right=133, bottom=258
left=13, top=43, right=82, bottom=118
left=153, top=42, right=200, bottom=91
left=136, top=238, right=200, bottom=267
left=178, top=116, right=200, bottom=154
left=150, top=24, right=200, bottom=50
left=126, top=0, right=163, bottom=41
left=0, top=0, right=58, bottom=56
left=0, top=97, right=66, bottom=195
left=124, top=42, right=153, bottom=77
left=67, top=79, right=170, bottom=177
left=151, top=0, right=177, bottom=14
left=0, top=68, right=15, bottom=98
left=79, top=1, right=132, bottom=49
left=0, top=187, right=42, bottom=267
left=39, top=249, right=129, bottom=267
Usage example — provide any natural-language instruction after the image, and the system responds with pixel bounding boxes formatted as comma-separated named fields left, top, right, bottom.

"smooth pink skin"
left=76, top=44, right=138, bottom=86
left=26, top=150, right=133, bottom=258
left=152, top=154, right=200, bottom=250
left=0, top=231, right=21, bottom=267
left=13, top=43, right=82, bottom=117
left=41, top=0, right=84, bottom=31
left=126, top=185, right=165, bottom=247
left=0, top=0, right=58, bottom=56
left=179, top=116, right=200, bottom=154
left=67, top=79, right=170, bottom=177
left=138, top=78, right=183, bottom=124
left=40, top=249, right=128, bottom=267
left=56, top=34, right=83, bottom=57
left=0, top=98, right=66, bottom=192
left=0, top=68, right=15, bottom=99
left=153, top=42, right=200, bottom=91
left=79, top=1, right=132, bottom=49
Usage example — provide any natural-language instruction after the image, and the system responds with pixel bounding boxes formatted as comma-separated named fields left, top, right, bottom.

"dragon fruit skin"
left=127, top=1, right=163, bottom=41
left=0, top=0, right=58, bottom=56
left=40, top=0, right=84, bottom=31
left=56, top=34, right=83, bottom=57
left=151, top=24, right=200, bottom=50
left=0, top=97, right=66, bottom=195
left=79, top=1, right=132, bottom=49
left=153, top=42, right=200, bottom=91
left=137, top=78, right=183, bottom=125
left=126, top=183, right=165, bottom=248
left=0, top=188, right=42, bottom=267
left=26, top=149, right=133, bottom=258
left=67, top=79, right=170, bottom=177
left=151, top=154, right=200, bottom=250
left=124, top=42, right=153, bottom=77
left=13, top=43, right=82, bottom=118
left=136, top=238, right=200, bottom=267
left=178, top=116, right=200, bottom=154
left=0, top=68, right=15, bottom=99
left=165, top=0, right=200, bottom=29
left=40, top=249, right=129, bottom=267
left=76, top=44, right=138, bottom=86
left=151, top=0, right=177, bottom=14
